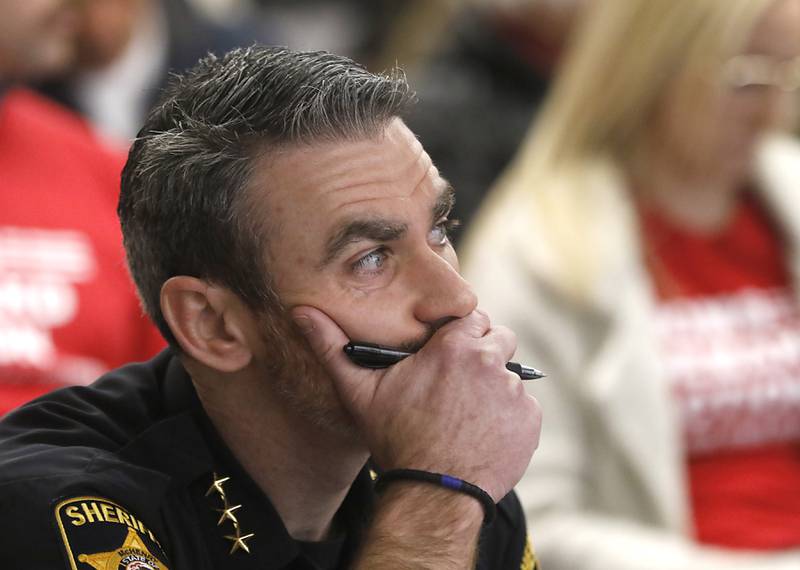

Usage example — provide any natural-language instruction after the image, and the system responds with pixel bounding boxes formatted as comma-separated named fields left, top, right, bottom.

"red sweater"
left=642, top=192, right=800, bottom=549
left=0, top=88, right=164, bottom=415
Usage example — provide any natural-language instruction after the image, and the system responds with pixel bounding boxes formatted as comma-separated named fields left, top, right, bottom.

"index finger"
left=434, top=309, right=492, bottom=340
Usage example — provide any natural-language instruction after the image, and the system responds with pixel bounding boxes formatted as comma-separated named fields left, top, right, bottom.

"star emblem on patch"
left=78, top=527, right=168, bottom=570
left=54, top=496, right=170, bottom=570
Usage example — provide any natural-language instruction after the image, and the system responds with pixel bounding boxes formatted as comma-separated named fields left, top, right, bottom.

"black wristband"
left=375, top=468, right=497, bottom=525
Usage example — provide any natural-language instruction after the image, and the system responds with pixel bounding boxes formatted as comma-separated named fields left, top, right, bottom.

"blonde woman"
left=463, top=0, right=800, bottom=568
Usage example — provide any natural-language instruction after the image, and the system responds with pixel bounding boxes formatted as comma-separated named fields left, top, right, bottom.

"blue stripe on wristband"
left=375, top=468, right=497, bottom=525
left=440, top=474, right=463, bottom=491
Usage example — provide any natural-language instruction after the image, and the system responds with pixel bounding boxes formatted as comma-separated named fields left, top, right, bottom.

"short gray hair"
left=119, top=46, right=415, bottom=345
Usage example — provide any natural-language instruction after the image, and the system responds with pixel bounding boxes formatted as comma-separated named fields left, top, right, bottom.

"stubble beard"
left=257, top=309, right=362, bottom=440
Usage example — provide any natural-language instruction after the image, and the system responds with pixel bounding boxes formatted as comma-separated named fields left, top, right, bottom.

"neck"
left=192, top=364, right=368, bottom=542
left=628, top=144, right=748, bottom=233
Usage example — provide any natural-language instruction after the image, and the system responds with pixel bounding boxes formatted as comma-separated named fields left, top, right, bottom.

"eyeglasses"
left=721, top=54, right=800, bottom=92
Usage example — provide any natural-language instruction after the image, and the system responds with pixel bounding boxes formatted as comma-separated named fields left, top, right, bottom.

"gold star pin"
left=206, top=475, right=230, bottom=498
left=206, top=473, right=256, bottom=555
left=216, top=504, right=242, bottom=526
left=225, top=532, right=255, bottom=555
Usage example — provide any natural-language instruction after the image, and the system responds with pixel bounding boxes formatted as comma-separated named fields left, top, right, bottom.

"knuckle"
left=473, top=308, right=491, bottom=328
left=437, top=332, right=462, bottom=356
left=478, top=345, right=503, bottom=369
left=495, top=325, right=518, bottom=349
left=492, top=323, right=512, bottom=337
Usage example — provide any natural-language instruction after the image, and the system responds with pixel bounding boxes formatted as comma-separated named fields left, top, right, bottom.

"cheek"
left=312, top=288, right=423, bottom=347
left=274, top=255, right=441, bottom=346
left=276, top=274, right=390, bottom=340
left=713, top=94, right=771, bottom=152
left=657, top=93, right=727, bottom=164
left=329, top=304, right=390, bottom=339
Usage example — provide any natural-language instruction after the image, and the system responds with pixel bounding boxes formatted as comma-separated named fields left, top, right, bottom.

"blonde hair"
left=466, top=0, right=776, bottom=300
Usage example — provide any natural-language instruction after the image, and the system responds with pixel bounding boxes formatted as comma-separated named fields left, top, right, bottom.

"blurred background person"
left=37, top=0, right=271, bottom=142
left=463, top=0, right=800, bottom=568
left=400, top=0, right=588, bottom=243
left=0, top=0, right=164, bottom=415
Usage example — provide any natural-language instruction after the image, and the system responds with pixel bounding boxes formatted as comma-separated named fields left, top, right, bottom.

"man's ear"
left=160, top=276, right=253, bottom=373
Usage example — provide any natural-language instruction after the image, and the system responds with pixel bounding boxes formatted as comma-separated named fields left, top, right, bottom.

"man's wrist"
left=377, top=480, right=484, bottom=533
left=352, top=481, right=482, bottom=569
left=375, top=468, right=497, bottom=524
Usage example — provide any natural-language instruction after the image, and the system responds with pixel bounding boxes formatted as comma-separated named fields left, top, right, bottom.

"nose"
left=410, top=249, right=478, bottom=326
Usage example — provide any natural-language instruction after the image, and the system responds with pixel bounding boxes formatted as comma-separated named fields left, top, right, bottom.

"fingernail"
left=293, top=315, right=314, bottom=334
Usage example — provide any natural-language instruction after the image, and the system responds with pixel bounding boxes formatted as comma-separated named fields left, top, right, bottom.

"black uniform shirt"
left=0, top=350, right=537, bottom=569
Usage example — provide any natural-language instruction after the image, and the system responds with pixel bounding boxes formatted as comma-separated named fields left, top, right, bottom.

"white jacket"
left=463, top=136, right=800, bottom=570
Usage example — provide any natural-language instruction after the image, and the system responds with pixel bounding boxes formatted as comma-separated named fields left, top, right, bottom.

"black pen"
left=343, top=341, right=546, bottom=380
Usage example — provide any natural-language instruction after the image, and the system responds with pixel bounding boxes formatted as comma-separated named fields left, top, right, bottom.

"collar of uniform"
left=190, top=398, right=377, bottom=569
left=115, top=354, right=214, bottom=486
left=134, top=352, right=377, bottom=568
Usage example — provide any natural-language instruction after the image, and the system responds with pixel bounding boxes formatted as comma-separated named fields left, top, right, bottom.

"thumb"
left=290, top=306, right=377, bottom=417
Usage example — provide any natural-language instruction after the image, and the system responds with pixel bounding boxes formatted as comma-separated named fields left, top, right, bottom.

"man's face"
left=248, top=118, right=477, bottom=429
left=0, top=0, right=79, bottom=79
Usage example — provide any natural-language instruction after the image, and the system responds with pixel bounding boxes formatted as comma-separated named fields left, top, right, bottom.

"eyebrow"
left=320, top=182, right=456, bottom=267
left=320, top=219, right=407, bottom=267
left=432, top=183, right=456, bottom=224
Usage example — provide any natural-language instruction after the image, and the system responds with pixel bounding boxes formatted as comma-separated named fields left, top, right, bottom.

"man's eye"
left=352, top=248, right=387, bottom=275
left=429, top=218, right=460, bottom=246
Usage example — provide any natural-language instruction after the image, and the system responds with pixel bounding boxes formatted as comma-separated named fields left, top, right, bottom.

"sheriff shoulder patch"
left=521, top=535, right=540, bottom=570
left=54, top=496, right=170, bottom=570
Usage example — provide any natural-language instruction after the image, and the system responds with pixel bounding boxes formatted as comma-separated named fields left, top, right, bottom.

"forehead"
left=252, top=118, right=447, bottom=254
left=268, top=118, right=433, bottom=202
left=746, top=0, right=800, bottom=56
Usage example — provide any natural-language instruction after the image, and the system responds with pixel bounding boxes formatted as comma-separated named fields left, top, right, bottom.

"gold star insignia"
left=206, top=475, right=230, bottom=498
left=225, top=532, right=255, bottom=554
left=206, top=473, right=256, bottom=555
left=78, top=527, right=169, bottom=570
left=216, top=504, right=242, bottom=526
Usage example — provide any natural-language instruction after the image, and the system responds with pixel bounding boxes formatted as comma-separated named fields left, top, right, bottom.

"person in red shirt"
left=0, top=0, right=164, bottom=414
left=464, top=0, right=800, bottom=567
